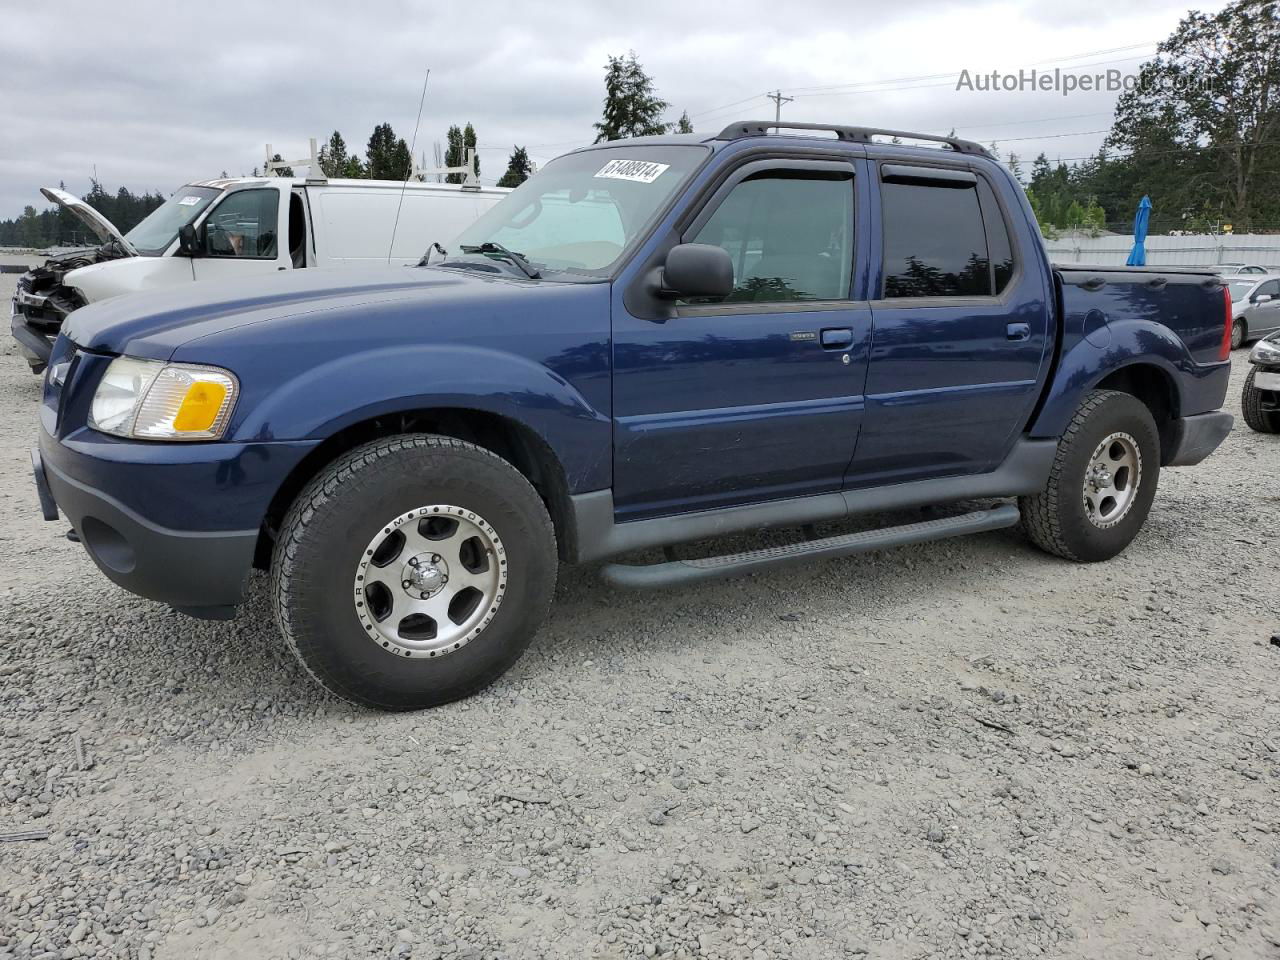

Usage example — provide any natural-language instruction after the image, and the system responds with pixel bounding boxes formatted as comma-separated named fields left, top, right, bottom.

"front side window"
left=123, top=185, right=220, bottom=256
left=204, top=189, right=279, bottom=259
left=689, top=170, right=854, bottom=303
left=451, top=145, right=708, bottom=277
left=1256, top=280, right=1280, bottom=299
left=881, top=175, right=1015, bottom=298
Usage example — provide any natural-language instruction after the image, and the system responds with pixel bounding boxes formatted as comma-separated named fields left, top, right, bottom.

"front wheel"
left=1243, top=367, right=1280, bottom=433
left=1231, top=319, right=1247, bottom=350
left=1020, top=390, right=1161, bottom=562
left=271, top=435, right=557, bottom=710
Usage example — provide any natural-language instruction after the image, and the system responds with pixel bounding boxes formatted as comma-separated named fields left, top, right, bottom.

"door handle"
left=1006, top=322, right=1031, bottom=341
left=820, top=327, right=854, bottom=350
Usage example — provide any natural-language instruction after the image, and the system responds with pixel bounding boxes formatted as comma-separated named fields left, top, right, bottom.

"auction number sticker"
left=594, top=159, right=670, bottom=183
left=178, top=196, right=203, bottom=206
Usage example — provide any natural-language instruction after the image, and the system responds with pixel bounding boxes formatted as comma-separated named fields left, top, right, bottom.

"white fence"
left=1042, top=233, right=1280, bottom=270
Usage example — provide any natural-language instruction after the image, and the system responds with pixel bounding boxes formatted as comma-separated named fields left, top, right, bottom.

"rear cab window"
left=879, top=164, right=1016, bottom=299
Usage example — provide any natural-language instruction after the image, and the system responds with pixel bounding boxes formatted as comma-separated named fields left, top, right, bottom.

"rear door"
left=611, top=156, right=872, bottom=520
left=847, top=161, right=1049, bottom=487
left=191, top=185, right=290, bottom=281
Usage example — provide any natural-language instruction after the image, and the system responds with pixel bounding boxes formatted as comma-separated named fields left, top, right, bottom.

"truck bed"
left=1054, top=263, right=1227, bottom=365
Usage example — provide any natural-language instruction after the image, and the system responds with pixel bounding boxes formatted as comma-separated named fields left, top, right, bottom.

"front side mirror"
left=660, top=243, right=734, bottom=300
left=177, top=222, right=203, bottom=257
left=1255, top=293, right=1273, bottom=304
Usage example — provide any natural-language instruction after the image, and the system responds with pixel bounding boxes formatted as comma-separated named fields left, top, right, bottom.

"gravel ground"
left=1, top=258, right=1278, bottom=960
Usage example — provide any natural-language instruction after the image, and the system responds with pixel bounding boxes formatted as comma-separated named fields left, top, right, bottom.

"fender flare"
left=234, top=343, right=611, bottom=492
left=1029, top=317, right=1193, bottom=438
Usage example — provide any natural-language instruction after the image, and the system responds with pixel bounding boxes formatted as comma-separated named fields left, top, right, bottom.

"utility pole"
left=767, top=89, right=794, bottom=122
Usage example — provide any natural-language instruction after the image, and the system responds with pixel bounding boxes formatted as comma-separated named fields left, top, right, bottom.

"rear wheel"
left=1020, top=390, right=1161, bottom=562
left=271, top=435, right=557, bottom=710
left=1243, top=367, right=1280, bottom=433
left=1231, top=319, right=1247, bottom=350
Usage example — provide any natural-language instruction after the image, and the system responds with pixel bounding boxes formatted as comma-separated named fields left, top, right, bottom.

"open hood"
left=40, top=186, right=137, bottom=255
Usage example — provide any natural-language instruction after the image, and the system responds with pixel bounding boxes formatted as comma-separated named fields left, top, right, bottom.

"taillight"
left=1219, top=285, right=1233, bottom=360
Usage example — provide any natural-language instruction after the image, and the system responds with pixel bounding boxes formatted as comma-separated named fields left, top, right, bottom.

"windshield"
left=1228, top=279, right=1259, bottom=299
left=123, top=186, right=221, bottom=255
left=450, top=144, right=709, bottom=277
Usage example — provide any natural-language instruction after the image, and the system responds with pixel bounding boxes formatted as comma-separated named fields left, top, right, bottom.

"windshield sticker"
left=594, top=159, right=670, bottom=184
left=178, top=196, right=203, bottom=206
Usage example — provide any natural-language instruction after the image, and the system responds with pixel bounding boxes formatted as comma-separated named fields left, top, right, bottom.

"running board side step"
left=600, top=503, right=1021, bottom=588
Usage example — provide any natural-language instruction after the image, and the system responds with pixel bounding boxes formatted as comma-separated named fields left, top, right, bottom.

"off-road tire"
left=1242, top=367, right=1280, bottom=433
left=1020, top=390, right=1161, bottom=562
left=271, top=435, right=557, bottom=710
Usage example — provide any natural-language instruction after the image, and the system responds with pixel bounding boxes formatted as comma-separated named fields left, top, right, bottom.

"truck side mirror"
left=177, top=223, right=204, bottom=257
left=659, top=244, right=734, bottom=301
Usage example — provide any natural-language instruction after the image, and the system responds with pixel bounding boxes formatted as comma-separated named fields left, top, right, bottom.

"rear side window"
left=880, top=173, right=1015, bottom=298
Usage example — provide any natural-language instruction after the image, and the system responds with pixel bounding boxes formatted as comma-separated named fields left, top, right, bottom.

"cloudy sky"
left=0, top=0, right=1227, bottom=221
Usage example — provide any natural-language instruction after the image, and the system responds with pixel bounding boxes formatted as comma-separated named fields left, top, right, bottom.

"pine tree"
left=444, top=125, right=465, bottom=184
left=497, top=147, right=533, bottom=188
left=463, top=123, right=479, bottom=179
left=1007, top=152, right=1024, bottom=185
left=674, top=111, right=693, bottom=134
left=594, top=52, right=670, bottom=142
left=366, top=123, right=403, bottom=180
left=318, top=131, right=349, bottom=178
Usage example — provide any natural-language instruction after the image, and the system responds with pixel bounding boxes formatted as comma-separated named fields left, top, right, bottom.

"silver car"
left=1243, top=331, right=1280, bottom=433
left=1229, top=276, right=1280, bottom=349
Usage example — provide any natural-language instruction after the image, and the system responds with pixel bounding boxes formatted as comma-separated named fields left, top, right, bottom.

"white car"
left=12, top=176, right=507, bottom=371
left=1218, top=263, right=1273, bottom=275
left=1226, top=275, right=1280, bottom=349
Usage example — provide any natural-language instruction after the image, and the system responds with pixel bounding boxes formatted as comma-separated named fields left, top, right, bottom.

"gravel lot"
left=1, top=257, right=1278, bottom=960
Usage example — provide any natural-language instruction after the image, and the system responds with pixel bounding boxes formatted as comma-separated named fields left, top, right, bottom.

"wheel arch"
left=255, top=406, right=578, bottom=568
left=1029, top=314, right=1199, bottom=465
left=1093, top=362, right=1181, bottom=464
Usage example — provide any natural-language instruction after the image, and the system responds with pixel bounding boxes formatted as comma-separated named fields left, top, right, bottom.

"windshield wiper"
left=459, top=241, right=541, bottom=279
left=417, top=241, right=448, bottom=267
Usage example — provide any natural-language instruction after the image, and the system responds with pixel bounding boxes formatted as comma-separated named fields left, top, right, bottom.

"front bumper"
left=1165, top=410, right=1234, bottom=467
left=36, top=422, right=319, bottom=618
left=10, top=311, right=53, bottom=372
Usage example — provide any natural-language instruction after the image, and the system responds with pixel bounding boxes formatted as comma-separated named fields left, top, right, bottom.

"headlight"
left=89, top=357, right=239, bottom=441
left=1250, top=338, right=1280, bottom=365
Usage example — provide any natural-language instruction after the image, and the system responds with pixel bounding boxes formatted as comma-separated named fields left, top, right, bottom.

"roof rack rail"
left=714, top=121, right=992, bottom=158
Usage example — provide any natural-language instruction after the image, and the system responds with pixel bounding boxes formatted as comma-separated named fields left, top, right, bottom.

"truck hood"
left=62, top=264, right=539, bottom=359
left=41, top=186, right=138, bottom=255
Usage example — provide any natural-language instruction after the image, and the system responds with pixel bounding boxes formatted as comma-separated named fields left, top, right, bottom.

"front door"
left=848, top=162, right=1050, bottom=487
left=1245, top=279, right=1280, bottom=337
left=191, top=185, right=290, bottom=282
left=612, top=157, right=871, bottom=521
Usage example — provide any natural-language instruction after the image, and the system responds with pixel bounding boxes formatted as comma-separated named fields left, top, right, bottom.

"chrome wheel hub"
left=1082, top=432, right=1142, bottom=529
left=403, top=553, right=448, bottom=599
left=355, top=505, right=506, bottom=658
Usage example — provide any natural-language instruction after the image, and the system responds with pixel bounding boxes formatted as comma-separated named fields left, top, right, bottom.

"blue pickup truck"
left=34, top=121, right=1235, bottom=710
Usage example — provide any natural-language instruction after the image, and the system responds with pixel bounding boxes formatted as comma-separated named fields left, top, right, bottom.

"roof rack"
left=714, top=121, right=992, bottom=158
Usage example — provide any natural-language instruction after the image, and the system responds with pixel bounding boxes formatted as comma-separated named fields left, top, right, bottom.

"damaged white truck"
left=11, top=172, right=507, bottom=373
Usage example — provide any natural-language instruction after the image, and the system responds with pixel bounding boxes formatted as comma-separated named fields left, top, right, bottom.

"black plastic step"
left=600, top=503, right=1021, bottom=588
